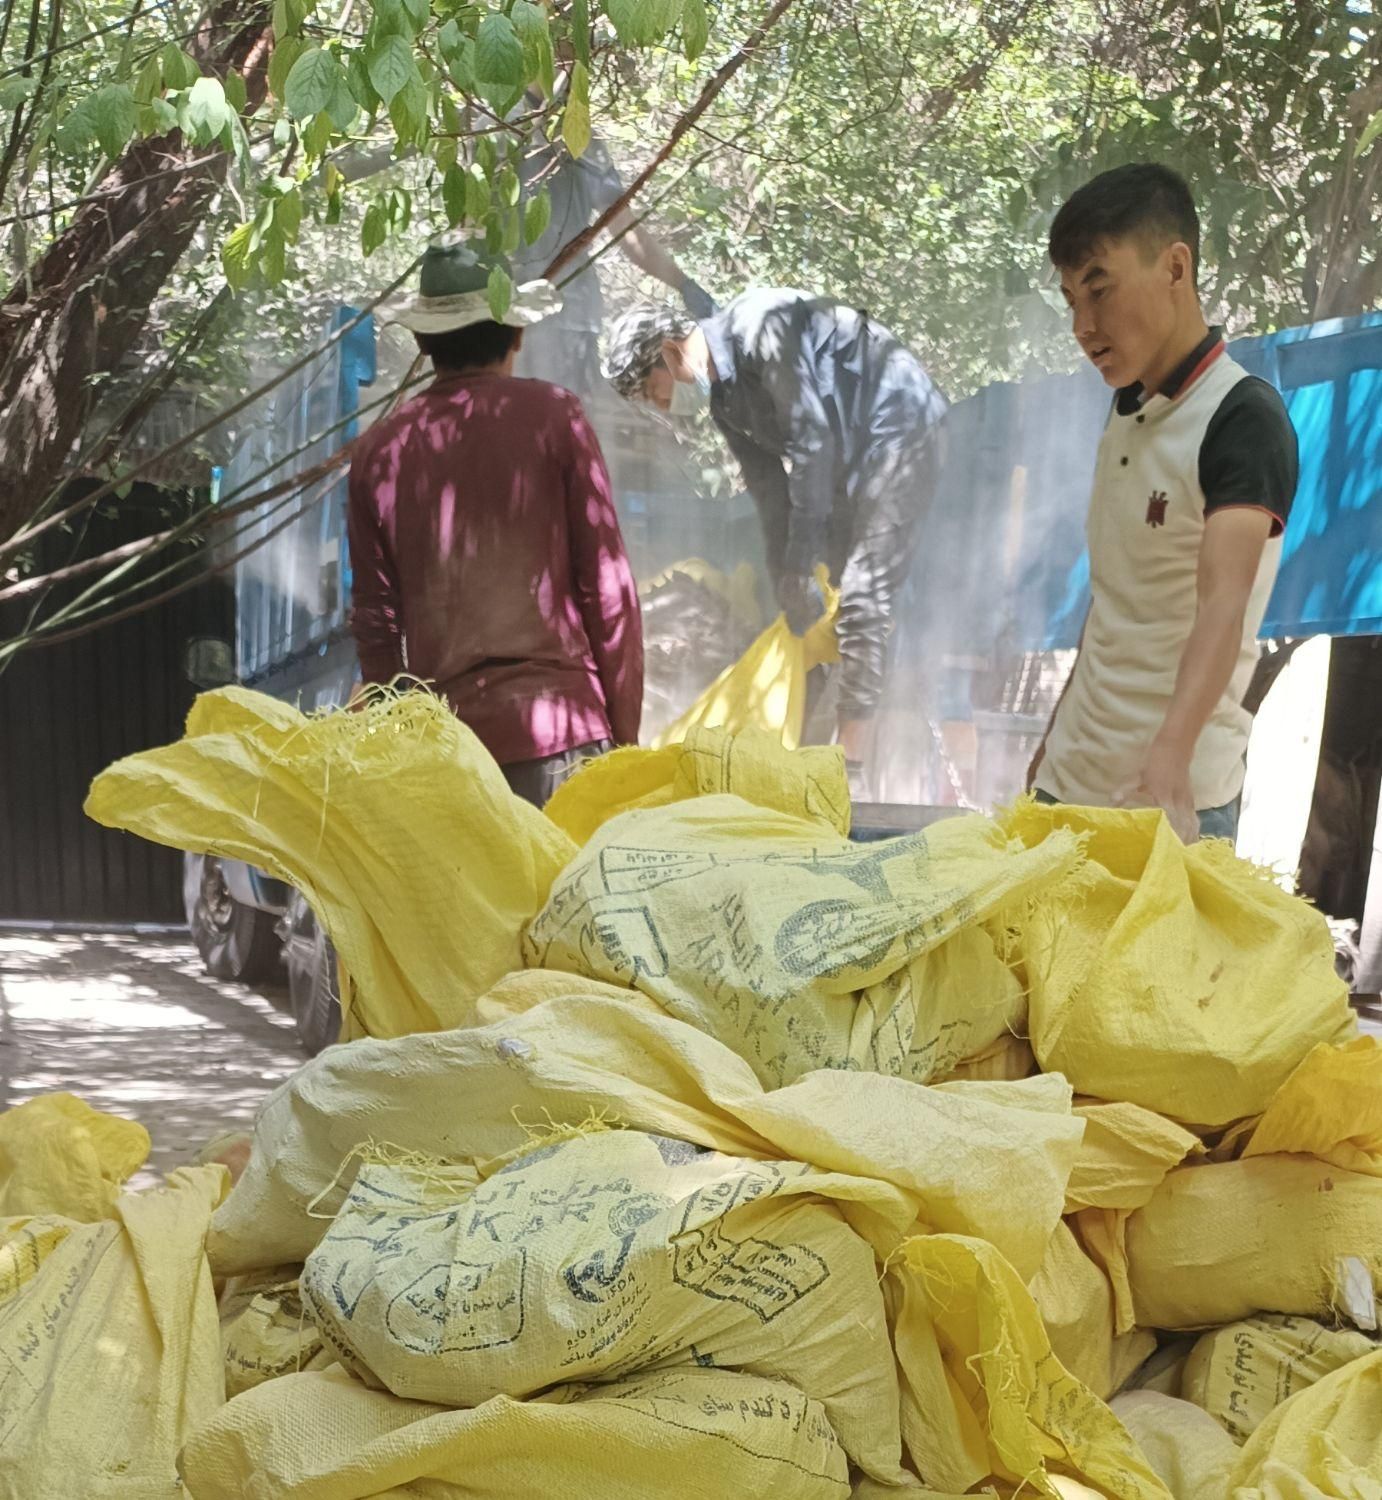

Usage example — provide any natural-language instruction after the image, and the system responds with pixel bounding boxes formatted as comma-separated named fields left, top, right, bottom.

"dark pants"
left=501, top=739, right=612, bottom=809
left=1033, top=787, right=1241, bottom=842
left=833, top=434, right=937, bottom=720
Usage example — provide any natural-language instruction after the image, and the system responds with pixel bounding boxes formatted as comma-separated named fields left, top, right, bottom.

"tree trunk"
left=0, top=0, right=272, bottom=545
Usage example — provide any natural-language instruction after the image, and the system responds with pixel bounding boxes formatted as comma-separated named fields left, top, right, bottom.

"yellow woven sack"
left=1029, top=1222, right=1156, bottom=1401
left=1227, top=1348, right=1382, bottom=1499
left=180, top=1363, right=851, bottom=1500
left=85, top=687, right=576, bottom=1040
left=0, top=1165, right=227, bottom=1499
left=545, top=725, right=851, bottom=843
left=525, top=799, right=1082, bottom=1088
left=1108, top=1392, right=1239, bottom=1499
left=1181, top=1314, right=1379, bottom=1445
left=1065, top=1101, right=1202, bottom=1215
left=653, top=570, right=841, bottom=750
left=220, top=1266, right=329, bottom=1397
left=1001, top=801, right=1354, bottom=1126
left=209, top=991, right=1082, bottom=1283
left=301, top=1131, right=913, bottom=1482
left=1245, top=1037, right=1382, bottom=1176
left=886, top=1233, right=1170, bottom=1498
left=1125, top=1156, right=1382, bottom=1329
left=0, top=1092, right=149, bottom=1221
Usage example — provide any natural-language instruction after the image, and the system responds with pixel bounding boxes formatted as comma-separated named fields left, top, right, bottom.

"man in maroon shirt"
left=347, top=244, right=643, bottom=805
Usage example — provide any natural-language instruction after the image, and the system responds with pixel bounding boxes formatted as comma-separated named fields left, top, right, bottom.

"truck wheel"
left=183, top=853, right=283, bottom=984
left=283, top=891, right=342, bottom=1056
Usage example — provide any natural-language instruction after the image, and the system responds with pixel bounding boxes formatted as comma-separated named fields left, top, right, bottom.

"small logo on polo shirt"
left=1146, top=490, right=1169, bottom=528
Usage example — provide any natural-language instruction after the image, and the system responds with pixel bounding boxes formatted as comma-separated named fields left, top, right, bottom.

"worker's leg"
left=501, top=739, right=613, bottom=808
left=835, top=440, right=932, bottom=781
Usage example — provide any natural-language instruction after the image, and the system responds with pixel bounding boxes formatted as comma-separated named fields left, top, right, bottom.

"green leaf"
left=571, top=0, right=590, bottom=65
left=366, top=34, right=418, bottom=104
left=476, top=134, right=497, bottom=177
left=275, top=185, right=303, bottom=239
left=502, top=204, right=521, bottom=254
left=346, top=50, right=380, bottom=112
left=224, top=69, right=248, bottom=114
left=442, top=163, right=467, bottom=224
left=498, top=164, right=520, bottom=207
left=161, top=43, right=199, bottom=89
left=474, top=14, right=524, bottom=103
left=681, top=0, right=708, bottom=61
left=0, top=76, right=38, bottom=112
left=368, top=0, right=411, bottom=38
left=362, top=199, right=388, bottom=255
left=464, top=164, right=489, bottom=220
left=445, top=36, right=475, bottom=91
left=1358, top=109, right=1382, bottom=160
left=303, top=109, right=333, bottom=157
left=563, top=59, right=590, bottom=158
left=431, top=131, right=457, bottom=168
left=399, top=0, right=429, bottom=30
left=262, top=227, right=288, bottom=284
left=88, top=84, right=138, bottom=160
left=487, top=263, right=513, bottom=322
left=268, top=36, right=306, bottom=99
left=222, top=221, right=256, bottom=291
left=140, top=97, right=178, bottom=135
left=284, top=47, right=345, bottom=121
left=483, top=209, right=503, bottom=253
left=523, top=185, right=551, bottom=244
left=388, top=74, right=427, bottom=144
left=131, top=54, right=163, bottom=107
left=183, top=77, right=230, bottom=142
left=511, top=1, right=547, bottom=59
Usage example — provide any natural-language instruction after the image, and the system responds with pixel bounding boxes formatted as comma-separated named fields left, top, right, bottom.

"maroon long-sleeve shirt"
left=346, top=370, right=643, bottom=764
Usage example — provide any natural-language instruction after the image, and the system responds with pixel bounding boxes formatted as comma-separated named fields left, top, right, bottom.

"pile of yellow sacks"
left=2, top=686, right=1379, bottom=1498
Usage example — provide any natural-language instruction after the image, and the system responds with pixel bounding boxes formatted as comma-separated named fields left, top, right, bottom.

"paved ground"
left=0, top=928, right=305, bottom=1189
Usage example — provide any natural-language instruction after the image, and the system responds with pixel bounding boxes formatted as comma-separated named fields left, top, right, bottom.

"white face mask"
left=668, top=371, right=711, bottom=420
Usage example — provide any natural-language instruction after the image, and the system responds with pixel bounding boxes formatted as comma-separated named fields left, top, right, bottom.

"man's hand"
left=777, top=573, right=822, bottom=636
left=679, top=276, right=717, bottom=320
left=1128, top=736, right=1199, bottom=844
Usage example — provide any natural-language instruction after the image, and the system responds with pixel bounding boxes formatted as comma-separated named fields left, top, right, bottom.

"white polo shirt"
left=1037, top=332, right=1298, bottom=812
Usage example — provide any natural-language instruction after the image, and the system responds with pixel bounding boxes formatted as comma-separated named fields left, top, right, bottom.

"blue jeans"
left=1033, top=788, right=1240, bottom=842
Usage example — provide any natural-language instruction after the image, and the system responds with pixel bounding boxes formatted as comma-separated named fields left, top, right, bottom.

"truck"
left=184, top=304, right=1382, bottom=1049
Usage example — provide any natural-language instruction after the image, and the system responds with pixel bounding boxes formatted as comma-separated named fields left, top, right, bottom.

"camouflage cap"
left=603, top=304, right=698, bottom=398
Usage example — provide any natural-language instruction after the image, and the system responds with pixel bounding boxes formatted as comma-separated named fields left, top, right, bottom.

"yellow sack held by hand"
left=179, top=1363, right=852, bottom=1500
left=653, top=569, right=840, bottom=751
left=85, top=686, right=576, bottom=1041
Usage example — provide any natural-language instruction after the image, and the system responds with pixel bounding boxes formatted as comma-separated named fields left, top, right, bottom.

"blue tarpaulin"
left=925, top=311, right=1382, bottom=652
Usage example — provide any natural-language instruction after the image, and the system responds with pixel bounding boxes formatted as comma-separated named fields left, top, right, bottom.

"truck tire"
left=283, top=891, right=342, bottom=1055
left=183, top=853, right=283, bottom=984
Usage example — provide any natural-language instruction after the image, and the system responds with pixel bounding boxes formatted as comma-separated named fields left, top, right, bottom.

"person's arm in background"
left=1131, top=509, right=1274, bottom=841
left=1026, top=610, right=1087, bottom=790
left=577, top=135, right=716, bottom=316
left=345, top=448, right=406, bottom=690
left=718, top=422, right=792, bottom=593
left=564, top=396, right=644, bottom=746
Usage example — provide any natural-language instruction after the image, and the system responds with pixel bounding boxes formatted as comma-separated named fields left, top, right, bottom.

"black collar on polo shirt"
left=1115, top=326, right=1225, bottom=416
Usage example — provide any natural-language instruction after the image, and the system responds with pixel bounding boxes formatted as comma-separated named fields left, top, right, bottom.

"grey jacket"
left=701, top=289, right=947, bottom=582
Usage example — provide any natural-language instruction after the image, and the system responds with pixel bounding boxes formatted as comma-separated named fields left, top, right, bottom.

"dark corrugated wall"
left=0, top=483, right=233, bottom=924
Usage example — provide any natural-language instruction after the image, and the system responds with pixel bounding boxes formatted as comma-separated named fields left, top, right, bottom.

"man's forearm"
left=1154, top=595, right=1248, bottom=755
left=617, top=219, right=686, bottom=291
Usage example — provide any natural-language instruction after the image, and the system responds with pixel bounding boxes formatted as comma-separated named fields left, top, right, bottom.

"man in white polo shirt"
left=1028, top=163, right=1298, bottom=843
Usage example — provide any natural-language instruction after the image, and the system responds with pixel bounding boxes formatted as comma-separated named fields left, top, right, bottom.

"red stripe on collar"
left=1170, top=338, right=1226, bottom=400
